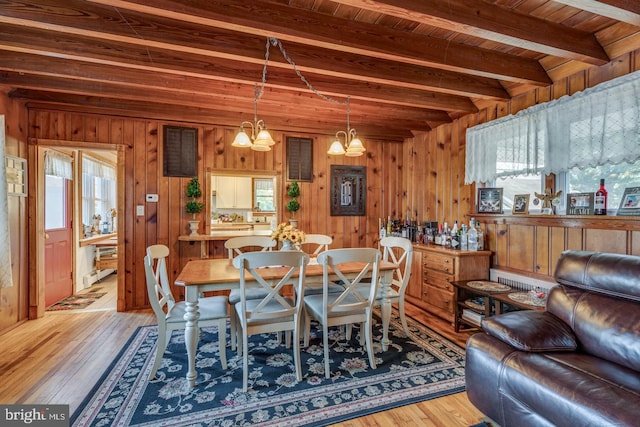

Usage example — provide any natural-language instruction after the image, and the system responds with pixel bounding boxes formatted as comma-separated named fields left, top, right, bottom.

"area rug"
left=46, top=290, right=106, bottom=311
left=71, top=309, right=466, bottom=426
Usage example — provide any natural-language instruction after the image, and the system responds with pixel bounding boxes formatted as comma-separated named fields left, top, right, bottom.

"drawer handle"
left=443, top=267, right=449, bottom=272
left=444, top=259, right=450, bottom=263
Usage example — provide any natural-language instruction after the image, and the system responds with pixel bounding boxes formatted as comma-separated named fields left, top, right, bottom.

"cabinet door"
left=235, top=177, right=253, bottom=209
left=216, top=176, right=236, bottom=208
left=406, top=249, right=423, bottom=299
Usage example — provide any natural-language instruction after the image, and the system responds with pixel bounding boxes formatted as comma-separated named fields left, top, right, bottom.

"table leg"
left=184, top=288, right=200, bottom=387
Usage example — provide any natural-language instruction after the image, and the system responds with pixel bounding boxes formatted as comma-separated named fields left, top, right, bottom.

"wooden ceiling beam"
left=552, top=0, right=640, bottom=26
left=11, top=89, right=415, bottom=141
left=81, top=0, right=551, bottom=84
left=331, top=0, right=610, bottom=65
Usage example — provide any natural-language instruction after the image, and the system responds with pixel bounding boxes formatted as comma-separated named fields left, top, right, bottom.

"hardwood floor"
left=0, top=278, right=488, bottom=426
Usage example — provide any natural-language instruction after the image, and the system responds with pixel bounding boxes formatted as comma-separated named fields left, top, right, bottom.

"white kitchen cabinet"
left=216, top=176, right=253, bottom=209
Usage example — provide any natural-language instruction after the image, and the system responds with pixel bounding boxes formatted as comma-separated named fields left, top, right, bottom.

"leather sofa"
left=465, top=250, right=640, bottom=427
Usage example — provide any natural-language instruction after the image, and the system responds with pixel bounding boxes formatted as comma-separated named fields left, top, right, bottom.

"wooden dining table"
left=175, top=257, right=398, bottom=387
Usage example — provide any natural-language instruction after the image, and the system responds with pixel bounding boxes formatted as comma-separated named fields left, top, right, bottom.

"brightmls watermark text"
left=1, top=405, right=69, bottom=426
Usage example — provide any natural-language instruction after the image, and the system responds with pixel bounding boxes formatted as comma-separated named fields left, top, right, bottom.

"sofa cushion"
left=481, top=310, right=577, bottom=352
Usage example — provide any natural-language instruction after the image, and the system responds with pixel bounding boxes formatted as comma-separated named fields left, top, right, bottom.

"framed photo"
left=477, top=188, right=503, bottom=214
left=567, top=192, right=594, bottom=215
left=330, top=165, right=366, bottom=216
left=617, top=187, right=640, bottom=216
left=512, top=194, right=530, bottom=214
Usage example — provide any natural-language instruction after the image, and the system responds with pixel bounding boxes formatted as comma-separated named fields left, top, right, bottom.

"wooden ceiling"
left=2, top=0, right=640, bottom=141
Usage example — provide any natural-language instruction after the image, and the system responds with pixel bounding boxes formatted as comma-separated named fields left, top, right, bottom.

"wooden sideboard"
left=406, top=244, right=491, bottom=325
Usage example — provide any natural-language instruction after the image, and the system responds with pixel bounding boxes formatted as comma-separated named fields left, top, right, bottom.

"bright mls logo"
left=1, top=405, right=68, bottom=426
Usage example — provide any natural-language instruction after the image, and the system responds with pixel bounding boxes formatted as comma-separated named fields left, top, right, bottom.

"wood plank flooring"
left=0, top=275, right=489, bottom=426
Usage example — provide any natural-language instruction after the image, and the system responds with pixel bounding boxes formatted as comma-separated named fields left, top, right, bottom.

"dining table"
left=174, top=256, right=398, bottom=387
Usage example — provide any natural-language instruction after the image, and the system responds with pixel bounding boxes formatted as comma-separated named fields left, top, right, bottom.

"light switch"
left=146, top=194, right=158, bottom=202
left=136, top=205, right=144, bottom=216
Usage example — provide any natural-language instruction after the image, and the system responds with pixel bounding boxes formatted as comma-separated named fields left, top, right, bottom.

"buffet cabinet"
left=406, top=245, right=491, bottom=324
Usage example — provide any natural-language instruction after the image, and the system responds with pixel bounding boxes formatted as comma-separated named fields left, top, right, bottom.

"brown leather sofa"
left=465, top=250, right=640, bottom=427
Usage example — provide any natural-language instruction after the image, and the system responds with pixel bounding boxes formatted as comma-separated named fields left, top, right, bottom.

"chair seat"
left=167, top=295, right=228, bottom=323
left=234, top=297, right=296, bottom=325
left=304, top=293, right=367, bottom=318
left=228, top=288, right=270, bottom=304
left=304, top=282, right=345, bottom=296
left=355, top=283, right=400, bottom=301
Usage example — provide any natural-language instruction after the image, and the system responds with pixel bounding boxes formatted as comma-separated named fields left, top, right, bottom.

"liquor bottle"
left=594, top=179, right=608, bottom=215
left=379, top=218, right=387, bottom=238
left=460, top=224, right=468, bottom=250
left=468, top=218, right=478, bottom=251
left=387, top=216, right=392, bottom=235
left=476, top=221, right=484, bottom=251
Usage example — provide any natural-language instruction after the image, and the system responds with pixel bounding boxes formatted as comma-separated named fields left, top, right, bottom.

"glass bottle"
left=476, top=221, right=484, bottom=251
left=468, top=218, right=478, bottom=251
left=594, top=179, right=607, bottom=215
left=460, top=224, right=468, bottom=250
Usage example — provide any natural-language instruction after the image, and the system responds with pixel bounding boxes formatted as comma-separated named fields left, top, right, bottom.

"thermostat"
left=146, top=194, right=159, bottom=202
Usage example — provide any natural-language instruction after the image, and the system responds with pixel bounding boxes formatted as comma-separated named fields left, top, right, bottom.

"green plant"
left=286, top=181, right=301, bottom=217
left=185, top=177, right=204, bottom=217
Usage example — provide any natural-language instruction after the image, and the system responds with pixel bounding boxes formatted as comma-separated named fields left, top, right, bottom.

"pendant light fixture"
left=231, top=83, right=275, bottom=151
left=327, top=97, right=366, bottom=157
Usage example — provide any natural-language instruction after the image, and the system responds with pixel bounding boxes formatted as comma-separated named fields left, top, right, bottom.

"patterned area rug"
left=46, top=290, right=106, bottom=311
left=72, top=309, right=466, bottom=426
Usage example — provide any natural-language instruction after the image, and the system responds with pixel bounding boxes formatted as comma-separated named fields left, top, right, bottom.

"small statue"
left=534, top=188, right=563, bottom=212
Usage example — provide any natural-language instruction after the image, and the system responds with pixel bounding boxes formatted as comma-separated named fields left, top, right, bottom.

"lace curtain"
left=465, top=70, right=640, bottom=184
left=44, top=150, right=73, bottom=179
left=0, top=116, right=14, bottom=288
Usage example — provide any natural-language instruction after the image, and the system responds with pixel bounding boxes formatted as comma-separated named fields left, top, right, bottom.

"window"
left=82, top=155, right=116, bottom=230
left=254, top=178, right=275, bottom=212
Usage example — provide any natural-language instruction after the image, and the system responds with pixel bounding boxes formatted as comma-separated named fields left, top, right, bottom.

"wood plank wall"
left=27, top=113, right=404, bottom=310
left=0, top=93, right=29, bottom=331
left=404, top=48, right=640, bottom=279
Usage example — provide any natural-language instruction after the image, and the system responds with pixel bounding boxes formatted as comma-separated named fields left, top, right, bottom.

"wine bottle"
left=468, top=218, right=478, bottom=251
left=594, top=179, right=608, bottom=215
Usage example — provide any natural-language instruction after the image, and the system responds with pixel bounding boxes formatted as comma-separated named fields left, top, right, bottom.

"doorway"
left=39, top=146, right=121, bottom=313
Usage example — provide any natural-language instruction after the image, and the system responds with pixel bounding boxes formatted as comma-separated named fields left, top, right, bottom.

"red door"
left=44, top=175, right=73, bottom=307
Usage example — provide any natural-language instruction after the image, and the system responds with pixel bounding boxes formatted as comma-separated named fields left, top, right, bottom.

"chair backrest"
left=144, top=244, right=175, bottom=319
left=224, top=236, right=277, bottom=261
left=301, top=233, right=333, bottom=256
left=380, top=236, right=413, bottom=296
left=316, top=247, right=381, bottom=315
left=233, top=251, right=310, bottom=321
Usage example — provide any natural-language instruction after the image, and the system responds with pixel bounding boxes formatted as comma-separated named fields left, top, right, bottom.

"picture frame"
left=477, top=188, right=503, bottom=214
left=567, top=192, right=594, bottom=215
left=512, top=194, right=530, bottom=214
left=617, top=186, right=640, bottom=216
left=330, top=165, right=366, bottom=216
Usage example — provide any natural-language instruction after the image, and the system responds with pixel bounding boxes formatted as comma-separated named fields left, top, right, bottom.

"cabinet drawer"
left=422, top=285, right=454, bottom=314
left=424, top=270, right=454, bottom=291
left=423, top=253, right=456, bottom=274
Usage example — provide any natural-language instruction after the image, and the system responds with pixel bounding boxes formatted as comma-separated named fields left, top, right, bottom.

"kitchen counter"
left=179, top=230, right=274, bottom=258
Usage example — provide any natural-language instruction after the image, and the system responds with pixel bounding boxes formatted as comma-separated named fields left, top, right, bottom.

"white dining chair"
left=303, top=247, right=381, bottom=378
left=144, top=244, right=228, bottom=380
left=357, top=236, right=413, bottom=337
left=300, top=233, right=332, bottom=256
left=225, top=236, right=278, bottom=351
left=233, top=250, right=310, bottom=392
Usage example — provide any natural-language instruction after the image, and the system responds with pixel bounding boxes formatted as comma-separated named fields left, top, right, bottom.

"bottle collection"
left=379, top=216, right=485, bottom=251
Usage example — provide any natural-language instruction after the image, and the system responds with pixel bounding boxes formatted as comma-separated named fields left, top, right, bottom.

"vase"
left=281, top=239, right=295, bottom=251
left=188, top=220, right=200, bottom=236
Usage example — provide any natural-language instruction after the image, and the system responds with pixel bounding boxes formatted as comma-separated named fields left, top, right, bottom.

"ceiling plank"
left=82, top=0, right=551, bottom=84
left=552, top=0, right=640, bottom=26
left=331, top=0, right=609, bottom=65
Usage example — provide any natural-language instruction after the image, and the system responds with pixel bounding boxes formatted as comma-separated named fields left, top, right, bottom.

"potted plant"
left=186, top=177, right=204, bottom=235
left=286, top=181, right=300, bottom=228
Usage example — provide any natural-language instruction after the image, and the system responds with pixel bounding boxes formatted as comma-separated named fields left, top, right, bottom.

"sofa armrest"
left=481, top=310, right=577, bottom=352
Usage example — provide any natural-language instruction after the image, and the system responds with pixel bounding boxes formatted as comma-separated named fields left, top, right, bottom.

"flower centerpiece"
left=271, top=222, right=306, bottom=251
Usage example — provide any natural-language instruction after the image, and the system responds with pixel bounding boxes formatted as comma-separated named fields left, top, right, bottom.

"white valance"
left=82, top=155, right=116, bottom=180
left=465, top=70, right=640, bottom=184
left=44, top=150, right=73, bottom=180
left=0, top=116, right=14, bottom=288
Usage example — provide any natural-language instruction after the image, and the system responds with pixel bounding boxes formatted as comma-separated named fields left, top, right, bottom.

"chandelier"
left=232, top=37, right=365, bottom=155
left=327, top=97, right=365, bottom=157
left=231, top=83, right=275, bottom=151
